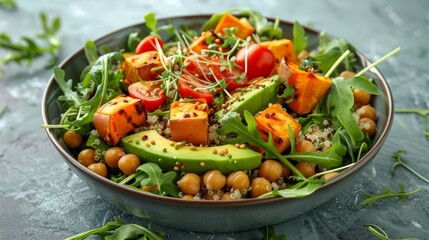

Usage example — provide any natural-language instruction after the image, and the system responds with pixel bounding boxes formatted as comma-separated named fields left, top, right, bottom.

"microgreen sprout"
left=390, top=150, right=429, bottom=184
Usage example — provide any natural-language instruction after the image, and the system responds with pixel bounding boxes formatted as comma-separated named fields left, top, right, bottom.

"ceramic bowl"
left=42, top=15, right=393, bottom=233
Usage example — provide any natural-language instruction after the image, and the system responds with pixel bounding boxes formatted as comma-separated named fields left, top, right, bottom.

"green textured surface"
left=1, top=0, right=428, bottom=239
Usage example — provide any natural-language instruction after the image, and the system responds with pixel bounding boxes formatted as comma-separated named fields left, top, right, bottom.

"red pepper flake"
left=183, top=113, right=190, bottom=118
left=142, top=135, right=148, bottom=140
left=150, top=140, right=156, bottom=145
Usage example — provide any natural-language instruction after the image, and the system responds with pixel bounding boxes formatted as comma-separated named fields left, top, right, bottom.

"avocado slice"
left=215, top=75, right=281, bottom=119
left=121, top=130, right=262, bottom=174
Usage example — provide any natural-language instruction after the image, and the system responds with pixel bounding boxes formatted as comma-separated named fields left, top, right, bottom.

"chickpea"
left=220, top=192, right=237, bottom=201
left=63, top=130, right=82, bottom=148
left=118, top=154, right=140, bottom=175
left=104, top=147, right=125, bottom=168
left=78, top=148, right=97, bottom=167
left=339, top=71, right=356, bottom=78
left=203, top=192, right=221, bottom=200
left=181, top=195, right=194, bottom=200
left=296, top=162, right=316, bottom=178
left=353, top=89, right=371, bottom=107
left=203, top=170, right=226, bottom=191
left=250, top=177, right=272, bottom=198
left=359, top=117, right=376, bottom=137
left=357, top=105, right=376, bottom=121
left=322, top=172, right=339, bottom=181
left=281, top=163, right=293, bottom=180
left=296, top=139, right=317, bottom=153
left=87, top=162, right=108, bottom=177
left=177, top=173, right=201, bottom=195
left=258, top=160, right=282, bottom=182
left=227, top=171, right=250, bottom=191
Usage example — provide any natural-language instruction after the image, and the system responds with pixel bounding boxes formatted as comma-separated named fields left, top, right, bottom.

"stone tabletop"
left=1, top=0, right=428, bottom=239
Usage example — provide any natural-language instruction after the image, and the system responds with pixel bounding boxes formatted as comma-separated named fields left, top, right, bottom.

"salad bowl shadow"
left=42, top=15, right=393, bottom=233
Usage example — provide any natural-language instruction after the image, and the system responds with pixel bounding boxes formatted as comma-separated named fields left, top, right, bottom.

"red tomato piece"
left=211, top=57, right=248, bottom=90
left=235, top=44, right=275, bottom=80
left=183, top=55, right=215, bottom=82
left=178, top=74, right=214, bottom=103
left=128, top=81, right=166, bottom=112
left=135, top=36, right=164, bottom=54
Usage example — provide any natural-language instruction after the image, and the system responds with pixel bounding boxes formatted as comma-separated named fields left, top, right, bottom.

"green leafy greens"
left=0, top=0, right=16, bottom=9
left=65, top=216, right=164, bottom=240
left=0, top=12, right=61, bottom=76
left=390, top=150, right=429, bottom=184
left=358, top=183, right=422, bottom=207
left=41, top=46, right=124, bottom=135
left=119, top=163, right=179, bottom=197
left=292, top=21, right=307, bottom=57
left=260, top=225, right=287, bottom=240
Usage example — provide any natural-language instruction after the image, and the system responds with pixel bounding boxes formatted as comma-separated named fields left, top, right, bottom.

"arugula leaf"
left=293, top=21, right=307, bottom=57
left=277, top=83, right=295, bottom=104
left=285, top=131, right=346, bottom=169
left=327, top=76, right=379, bottom=145
left=260, top=226, right=287, bottom=240
left=86, top=130, right=110, bottom=160
left=217, top=111, right=305, bottom=179
left=310, top=35, right=356, bottom=75
left=0, top=0, right=17, bottom=9
left=390, top=150, right=429, bottom=184
left=260, top=180, right=324, bottom=198
left=47, top=52, right=124, bottom=135
left=65, top=216, right=164, bottom=240
left=358, top=183, right=422, bottom=207
left=0, top=12, right=61, bottom=76
left=65, top=216, right=125, bottom=240
left=105, top=224, right=164, bottom=240
left=137, top=163, right=180, bottom=197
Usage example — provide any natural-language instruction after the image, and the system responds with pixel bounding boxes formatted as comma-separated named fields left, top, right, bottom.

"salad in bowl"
left=42, top=9, right=395, bottom=231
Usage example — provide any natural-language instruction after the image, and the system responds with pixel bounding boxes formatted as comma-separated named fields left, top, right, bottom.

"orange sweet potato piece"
left=260, top=39, right=297, bottom=66
left=121, top=51, right=163, bottom=84
left=189, top=31, right=217, bottom=54
left=214, top=14, right=254, bottom=39
left=255, top=104, right=301, bottom=153
left=279, top=59, right=331, bottom=115
left=169, top=99, right=209, bottom=146
left=93, top=95, right=147, bottom=145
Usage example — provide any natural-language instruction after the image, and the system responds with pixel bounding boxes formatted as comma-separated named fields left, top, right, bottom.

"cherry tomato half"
left=211, top=57, right=248, bottom=90
left=135, top=36, right=164, bottom=54
left=235, top=44, right=275, bottom=80
left=183, top=55, right=215, bottom=82
left=178, top=74, right=214, bottom=103
left=128, top=81, right=166, bottom=112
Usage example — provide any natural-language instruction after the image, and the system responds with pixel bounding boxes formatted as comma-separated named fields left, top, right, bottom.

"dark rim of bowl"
left=42, top=14, right=394, bottom=206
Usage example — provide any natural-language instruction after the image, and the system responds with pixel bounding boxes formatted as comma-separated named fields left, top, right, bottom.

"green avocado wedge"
left=121, top=130, right=262, bottom=174
left=214, top=75, right=281, bottom=119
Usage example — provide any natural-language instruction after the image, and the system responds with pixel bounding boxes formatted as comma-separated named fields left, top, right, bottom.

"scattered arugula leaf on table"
left=65, top=216, right=164, bottom=240
left=365, top=224, right=419, bottom=240
left=0, top=0, right=16, bottom=9
left=260, top=225, right=287, bottom=240
left=357, top=183, right=422, bottom=207
left=0, top=12, right=61, bottom=76
left=395, top=108, right=429, bottom=141
left=390, top=150, right=429, bottom=184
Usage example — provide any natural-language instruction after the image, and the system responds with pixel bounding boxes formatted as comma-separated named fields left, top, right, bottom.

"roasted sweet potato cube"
left=214, top=14, right=254, bottom=39
left=121, top=51, right=163, bottom=84
left=255, top=104, right=301, bottom=153
left=260, top=39, right=297, bottom=75
left=169, top=99, right=209, bottom=146
left=93, top=95, right=147, bottom=145
left=278, top=60, right=332, bottom=115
